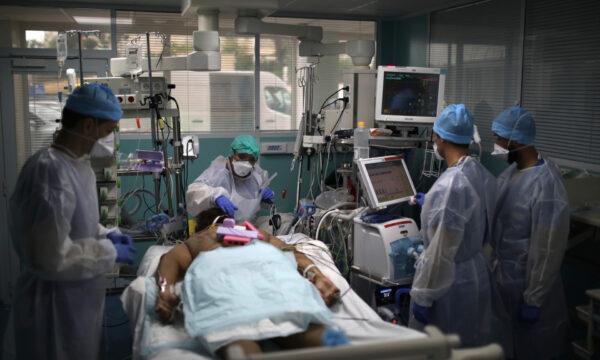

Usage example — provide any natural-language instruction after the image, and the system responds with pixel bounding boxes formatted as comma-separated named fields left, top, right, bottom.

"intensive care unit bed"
left=121, top=233, right=503, bottom=360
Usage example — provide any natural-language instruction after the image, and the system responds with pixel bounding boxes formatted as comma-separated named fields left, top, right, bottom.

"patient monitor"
left=353, top=156, right=422, bottom=284
left=356, top=155, right=416, bottom=209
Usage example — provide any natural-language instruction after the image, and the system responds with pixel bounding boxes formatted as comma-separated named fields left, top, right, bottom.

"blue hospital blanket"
left=182, top=241, right=332, bottom=353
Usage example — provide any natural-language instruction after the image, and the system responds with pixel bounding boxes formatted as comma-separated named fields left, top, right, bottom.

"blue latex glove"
left=146, top=213, right=170, bottom=232
left=215, top=195, right=238, bottom=218
left=261, top=187, right=275, bottom=203
left=519, top=304, right=541, bottom=323
left=113, top=236, right=136, bottom=265
left=415, top=192, right=425, bottom=207
left=322, top=328, right=349, bottom=347
left=412, top=303, right=431, bottom=325
left=107, top=231, right=133, bottom=246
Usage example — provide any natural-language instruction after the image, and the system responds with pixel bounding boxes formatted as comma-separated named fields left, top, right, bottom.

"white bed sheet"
left=121, top=234, right=424, bottom=360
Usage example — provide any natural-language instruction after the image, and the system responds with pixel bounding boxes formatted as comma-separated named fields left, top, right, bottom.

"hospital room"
left=1, top=0, right=599, bottom=359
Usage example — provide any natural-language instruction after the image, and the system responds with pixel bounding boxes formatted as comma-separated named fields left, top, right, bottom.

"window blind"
left=260, top=17, right=376, bottom=131
left=116, top=11, right=255, bottom=133
left=521, top=0, right=600, bottom=165
left=429, top=0, right=522, bottom=146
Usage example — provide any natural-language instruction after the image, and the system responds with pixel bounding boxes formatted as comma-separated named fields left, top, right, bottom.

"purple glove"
left=412, top=303, right=431, bottom=324
left=322, top=328, right=349, bottom=347
left=415, top=192, right=425, bottom=207
left=520, top=304, right=541, bottom=323
left=112, top=235, right=136, bottom=265
left=216, top=195, right=237, bottom=218
left=261, top=187, right=275, bottom=203
left=107, top=232, right=133, bottom=246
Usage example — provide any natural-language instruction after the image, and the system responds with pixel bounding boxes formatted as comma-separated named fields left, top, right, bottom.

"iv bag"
left=126, top=43, right=143, bottom=76
left=57, top=32, right=68, bottom=64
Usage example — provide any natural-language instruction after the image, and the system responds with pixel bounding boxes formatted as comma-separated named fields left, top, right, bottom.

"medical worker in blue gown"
left=490, top=106, right=569, bottom=359
left=409, top=104, right=496, bottom=347
left=4, top=84, right=135, bottom=360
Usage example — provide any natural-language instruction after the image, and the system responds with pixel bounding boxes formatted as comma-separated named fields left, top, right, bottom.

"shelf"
left=350, top=265, right=413, bottom=287
left=117, top=169, right=162, bottom=177
left=96, top=180, right=117, bottom=185
left=572, top=339, right=593, bottom=359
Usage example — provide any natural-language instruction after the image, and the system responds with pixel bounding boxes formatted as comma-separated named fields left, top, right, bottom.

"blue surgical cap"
left=433, top=104, right=474, bottom=144
left=491, top=106, right=535, bottom=145
left=65, top=83, right=123, bottom=121
left=231, top=135, right=260, bottom=159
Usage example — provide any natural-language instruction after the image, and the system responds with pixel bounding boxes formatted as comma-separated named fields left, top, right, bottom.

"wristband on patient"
left=303, top=264, right=318, bottom=281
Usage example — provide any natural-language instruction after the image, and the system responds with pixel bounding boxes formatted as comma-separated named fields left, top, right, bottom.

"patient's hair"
left=195, top=208, right=226, bottom=233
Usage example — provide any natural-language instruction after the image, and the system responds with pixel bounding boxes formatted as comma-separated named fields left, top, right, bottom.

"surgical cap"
left=491, top=106, right=535, bottom=145
left=433, top=104, right=474, bottom=145
left=231, top=135, right=260, bottom=159
left=65, top=83, right=123, bottom=121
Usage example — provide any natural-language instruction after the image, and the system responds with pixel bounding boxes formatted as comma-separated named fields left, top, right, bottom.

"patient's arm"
left=262, top=231, right=341, bottom=306
left=154, top=243, right=193, bottom=323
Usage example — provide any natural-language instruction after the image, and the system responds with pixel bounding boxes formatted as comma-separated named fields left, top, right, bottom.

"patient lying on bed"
left=154, top=208, right=343, bottom=358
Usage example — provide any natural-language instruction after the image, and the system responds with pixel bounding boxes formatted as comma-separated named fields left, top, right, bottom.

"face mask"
left=433, top=143, right=444, bottom=161
left=232, top=160, right=253, bottom=177
left=90, top=133, right=115, bottom=161
left=491, top=143, right=509, bottom=161
left=59, top=119, right=112, bottom=153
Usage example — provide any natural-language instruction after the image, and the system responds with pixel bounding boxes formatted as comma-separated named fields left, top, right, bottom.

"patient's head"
left=193, top=208, right=273, bottom=245
left=194, top=208, right=226, bottom=233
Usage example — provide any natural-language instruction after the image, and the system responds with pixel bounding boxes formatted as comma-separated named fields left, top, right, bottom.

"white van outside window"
left=167, top=70, right=292, bottom=132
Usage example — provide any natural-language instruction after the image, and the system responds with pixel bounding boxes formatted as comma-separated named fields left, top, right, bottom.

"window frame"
left=1, top=6, right=376, bottom=136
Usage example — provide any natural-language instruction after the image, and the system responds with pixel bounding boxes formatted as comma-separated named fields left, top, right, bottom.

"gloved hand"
left=215, top=195, right=238, bottom=218
left=519, top=304, right=541, bottom=323
left=146, top=213, right=170, bottom=233
left=415, top=192, right=425, bottom=207
left=412, top=303, right=431, bottom=324
left=409, top=192, right=425, bottom=207
left=107, top=231, right=133, bottom=246
left=322, top=328, right=349, bottom=347
left=261, top=187, right=275, bottom=203
left=113, top=236, right=136, bottom=265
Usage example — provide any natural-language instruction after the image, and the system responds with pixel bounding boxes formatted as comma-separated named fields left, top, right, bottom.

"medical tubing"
left=315, top=209, right=340, bottom=241
left=319, top=86, right=349, bottom=111
left=320, top=97, right=345, bottom=110
left=328, top=100, right=348, bottom=135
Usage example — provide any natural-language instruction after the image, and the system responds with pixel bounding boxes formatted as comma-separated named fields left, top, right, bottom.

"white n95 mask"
left=90, top=133, right=115, bottom=161
left=491, top=143, right=509, bottom=160
left=433, top=143, right=444, bottom=161
left=232, top=161, right=253, bottom=177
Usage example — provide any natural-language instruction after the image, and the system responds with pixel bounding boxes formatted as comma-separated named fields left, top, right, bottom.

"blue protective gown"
left=491, top=158, right=569, bottom=359
left=409, top=156, right=496, bottom=347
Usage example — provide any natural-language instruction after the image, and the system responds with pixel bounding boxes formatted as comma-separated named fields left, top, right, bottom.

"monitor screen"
left=380, top=71, right=440, bottom=117
left=375, top=66, right=445, bottom=124
left=363, top=158, right=414, bottom=205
